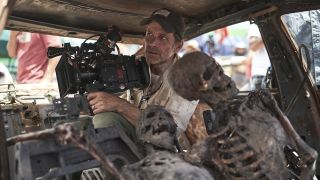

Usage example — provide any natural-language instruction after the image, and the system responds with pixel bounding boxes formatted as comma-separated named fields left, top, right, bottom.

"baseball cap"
left=140, top=8, right=185, bottom=40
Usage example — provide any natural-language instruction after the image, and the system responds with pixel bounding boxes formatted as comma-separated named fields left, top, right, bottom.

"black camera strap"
left=137, top=55, right=178, bottom=109
left=138, top=74, right=163, bottom=109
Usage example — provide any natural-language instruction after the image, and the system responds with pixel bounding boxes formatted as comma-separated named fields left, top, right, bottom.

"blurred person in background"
left=230, top=41, right=249, bottom=90
left=246, top=24, right=270, bottom=90
left=233, top=42, right=247, bottom=56
left=7, top=31, right=61, bottom=84
left=214, top=27, right=236, bottom=56
left=202, top=34, right=216, bottom=56
left=179, top=39, right=200, bottom=56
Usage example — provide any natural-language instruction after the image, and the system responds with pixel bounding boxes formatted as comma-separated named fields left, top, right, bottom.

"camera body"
left=48, top=26, right=150, bottom=97
left=55, top=53, right=150, bottom=97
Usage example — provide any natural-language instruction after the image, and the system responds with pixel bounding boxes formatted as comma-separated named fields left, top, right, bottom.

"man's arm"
left=40, top=34, right=62, bottom=83
left=6, top=31, right=19, bottom=58
left=87, top=92, right=141, bottom=126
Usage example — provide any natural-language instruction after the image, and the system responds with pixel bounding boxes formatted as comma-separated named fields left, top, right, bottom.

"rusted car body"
left=1, top=0, right=320, bottom=179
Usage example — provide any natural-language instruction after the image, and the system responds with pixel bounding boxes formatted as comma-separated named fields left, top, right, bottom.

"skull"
left=168, top=52, right=238, bottom=107
left=137, top=105, right=178, bottom=152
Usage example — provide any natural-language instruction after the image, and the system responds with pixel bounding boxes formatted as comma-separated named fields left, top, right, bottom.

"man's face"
left=144, top=21, right=182, bottom=65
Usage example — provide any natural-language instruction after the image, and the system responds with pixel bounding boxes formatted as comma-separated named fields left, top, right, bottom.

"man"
left=6, top=31, right=61, bottom=83
left=247, top=24, right=270, bottom=90
left=87, top=8, right=198, bottom=140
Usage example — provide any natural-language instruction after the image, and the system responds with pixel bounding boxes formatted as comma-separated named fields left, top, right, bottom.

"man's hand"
left=87, top=92, right=126, bottom=114
left=87, top=92, right=141, bottom=126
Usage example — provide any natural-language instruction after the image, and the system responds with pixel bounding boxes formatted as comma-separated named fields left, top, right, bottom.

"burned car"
left=1, top=0, right=320, bottom=179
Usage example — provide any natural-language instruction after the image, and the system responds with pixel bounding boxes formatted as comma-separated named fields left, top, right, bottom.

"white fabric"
left=0, top=63, right=13, bottom=83
left=139, top=61, right=199, bottom=134
left=251, top=47, right=270, bottom=76
left=247, top=24, right=261, bottom=38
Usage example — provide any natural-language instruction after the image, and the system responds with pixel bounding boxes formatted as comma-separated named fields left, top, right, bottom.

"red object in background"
left=217, top=27, right=229, bottom=44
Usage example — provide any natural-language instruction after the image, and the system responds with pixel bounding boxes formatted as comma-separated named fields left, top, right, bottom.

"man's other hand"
left=87, top=92, right=128, bottom=114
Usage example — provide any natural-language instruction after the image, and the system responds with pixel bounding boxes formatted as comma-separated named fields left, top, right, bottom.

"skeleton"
left=122, top=151, right=214, bottom=180
left=168, top=52, right=239, bottom=108
left=168, top=52, right=317, bottom=179
left=185, top=102, right=211, bottom=145
left=136, top=105, right=180, bottom=154
left=169, top=52, right=239, bottom=146
left=184, top=91, right=318, bottom=179
left=122, top=105, right=214, bottom=180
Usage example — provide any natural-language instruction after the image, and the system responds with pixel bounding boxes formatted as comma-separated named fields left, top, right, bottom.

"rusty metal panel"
left=6, top=0, right=265, bottom=42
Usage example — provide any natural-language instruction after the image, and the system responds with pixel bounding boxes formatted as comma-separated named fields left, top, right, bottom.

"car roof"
left=5, top=0, right=320, bottom=43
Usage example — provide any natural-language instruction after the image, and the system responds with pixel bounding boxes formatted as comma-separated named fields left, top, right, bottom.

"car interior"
left=1, top=0, right=320, bottom=179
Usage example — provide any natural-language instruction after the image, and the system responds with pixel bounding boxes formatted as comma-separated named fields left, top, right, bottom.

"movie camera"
left=47, top=26, right=150, bottom=97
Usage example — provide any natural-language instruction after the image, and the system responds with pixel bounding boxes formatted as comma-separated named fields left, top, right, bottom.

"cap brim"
left=140, top=16, right=175, bottom=33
